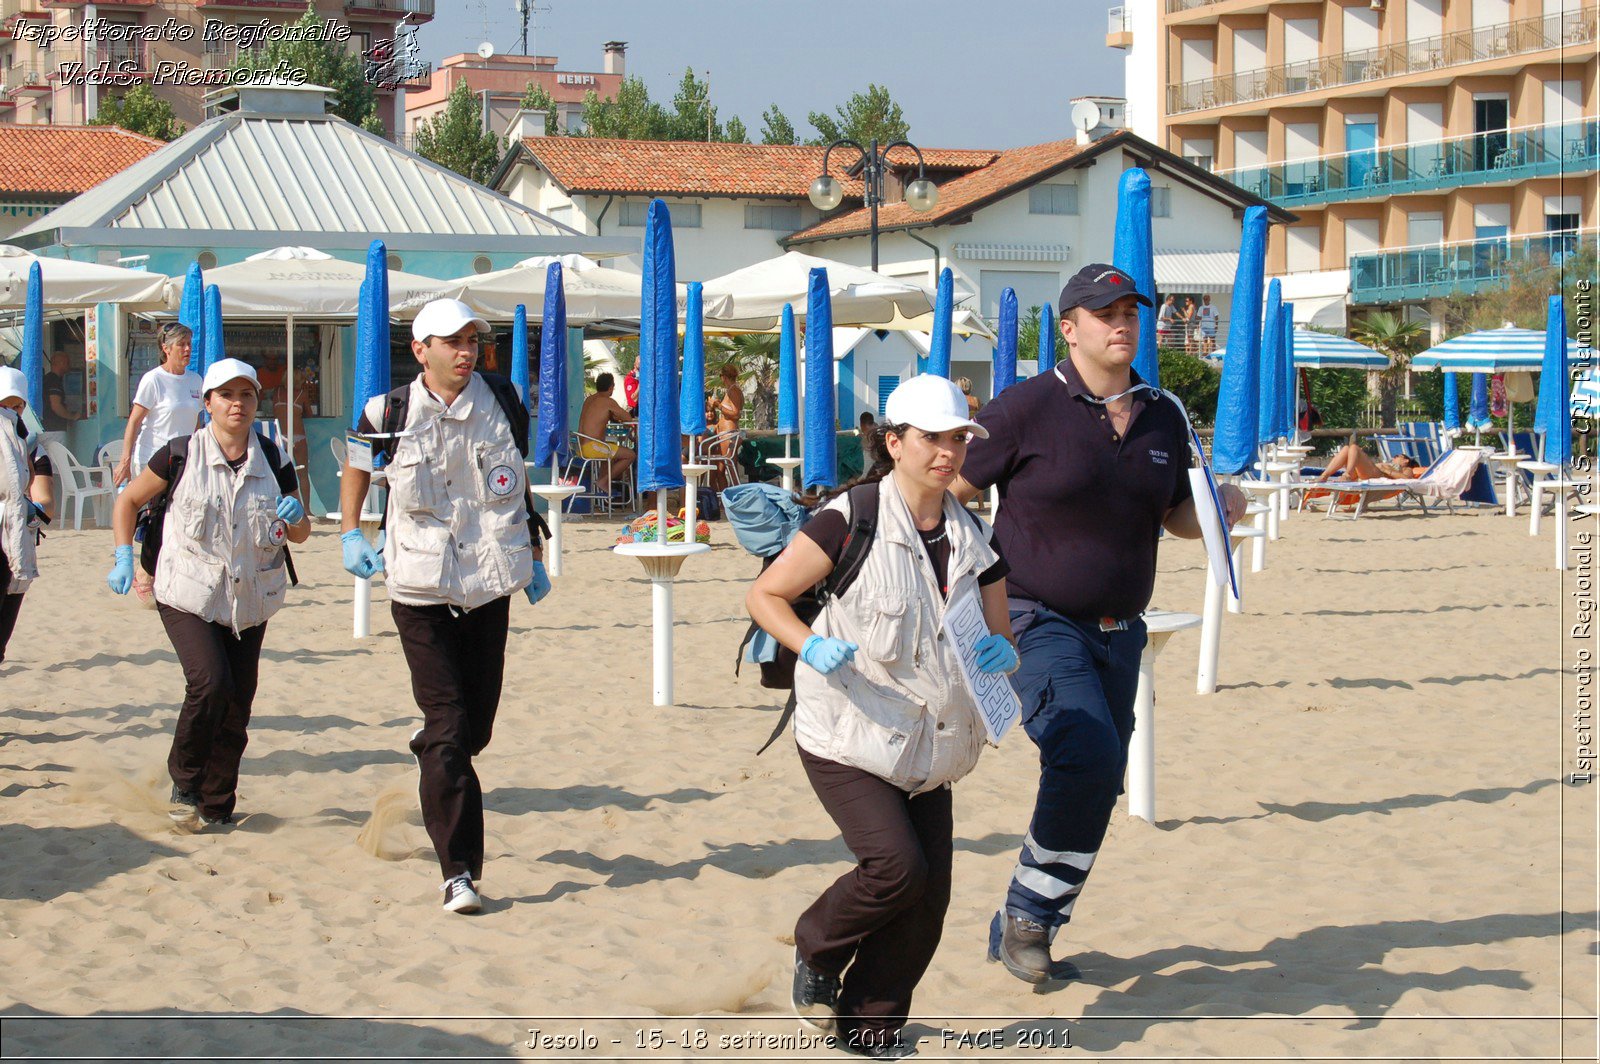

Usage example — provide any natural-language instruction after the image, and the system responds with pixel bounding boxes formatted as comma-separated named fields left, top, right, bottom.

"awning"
left=1153, top=249, right=1238, bottom=294
left=1278, top=269, right=1350, bottom=331
left=952, top=242, right=1072, bottom=263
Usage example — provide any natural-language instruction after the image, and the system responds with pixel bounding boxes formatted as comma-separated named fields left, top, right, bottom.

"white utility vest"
left=793, top=474, right=1001, bottom=794
left=154, top=427, right=291, bottom=633
left=0, top=410, right=41, bottom=595
left=367, top=374, right=532, bottom=610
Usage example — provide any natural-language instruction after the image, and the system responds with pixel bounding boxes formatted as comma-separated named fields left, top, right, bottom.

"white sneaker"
left=440, top=873, right=481, bottom=914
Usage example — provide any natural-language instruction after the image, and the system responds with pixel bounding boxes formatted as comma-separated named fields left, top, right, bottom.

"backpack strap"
left=254, top=431, right=299, bottom=588
left=819, top=479, right=880, bottom=604
left=756, top=690, right=798, bottom=756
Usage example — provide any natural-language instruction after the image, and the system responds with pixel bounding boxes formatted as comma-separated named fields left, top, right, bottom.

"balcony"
left=1217, top=120, right=1599, bottom=209
left=345, top=0, right=435, bottom=17
left=1166, top=0, right=1219, bottom=11
left=1107, top=6, right=1132, bottom=48
left=1351, top=228, right=1595, bottom=304
left=1169, top=9, right=1598, bottom=115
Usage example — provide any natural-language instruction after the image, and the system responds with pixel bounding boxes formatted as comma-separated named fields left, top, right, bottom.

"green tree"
left=723, top=116, right=749, bottom=144
left=518, top=81, right=560, bottom=134
left=89, top=85, right=182, bottom=141
left=1436, top=245, right=1599, bottom=334
left=579, top=77, right=669, bottom=140
left=413, top=81, right=503, bottom=185
left=233, top=1, right=378, bottom=129
left=807, top=83, right=909, bottom=146
left=666, top=67, right=719, bottom=141
left=1351, top=310, right=1429, bottom=426
left=709, top=333, right=779, bottom=428
left=1158, top=348, right=1221, bottom=426
left=760, top=104, right=797, bottom=146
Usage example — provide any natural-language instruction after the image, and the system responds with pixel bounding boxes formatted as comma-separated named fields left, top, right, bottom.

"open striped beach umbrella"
left=1215, top=329, right=1387, bottom=370
left=1412, top=323, right=1579, bottom=373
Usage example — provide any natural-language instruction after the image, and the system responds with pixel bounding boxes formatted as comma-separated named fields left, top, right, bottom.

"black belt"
left=1009, top=596, right=1133, bottom=633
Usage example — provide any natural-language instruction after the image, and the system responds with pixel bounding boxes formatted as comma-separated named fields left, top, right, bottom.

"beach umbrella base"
left=613, top=541, right=712, bottom=706
left=770, top=456, right=803, bottom=493
left=529, top=483, right=583, bottom=578
left=1130, top=609, right=1201, bottom=822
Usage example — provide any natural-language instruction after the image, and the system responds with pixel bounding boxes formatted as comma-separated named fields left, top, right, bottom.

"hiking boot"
left=791, top=947, right=840, bottom=1033
left=440, top=873, right=481, bottom=914
left=987, top=910, right=1052, bottom=984
left=168, top=786, right=201, bottom=823
left=835, top=1028, right=917, bottom=1059
left=198, top=811, right=233, bottom=828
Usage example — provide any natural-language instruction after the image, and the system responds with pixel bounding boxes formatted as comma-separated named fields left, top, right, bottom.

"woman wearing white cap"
left=746, top=374, right=1020, bottom=1060
left=0, top=366, right=55, bottom=667
left=113, top=322, right=203, bottom=603
left=106, top=358, right=309, bottom=828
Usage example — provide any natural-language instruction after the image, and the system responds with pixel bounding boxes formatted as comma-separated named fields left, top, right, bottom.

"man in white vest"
left=340, top=298, right=551, bottom=915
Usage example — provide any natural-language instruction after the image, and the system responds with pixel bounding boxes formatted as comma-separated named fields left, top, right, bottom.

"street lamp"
left=808, top=138, right=938, bottom=272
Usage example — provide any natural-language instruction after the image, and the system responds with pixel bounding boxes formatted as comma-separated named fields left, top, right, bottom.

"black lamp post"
left=807, top=138, right=939, bottom=272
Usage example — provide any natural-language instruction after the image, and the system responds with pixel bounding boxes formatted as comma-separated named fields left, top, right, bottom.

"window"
left=1151, top=187, right=1171, bottom=217
left=1029, top=183, right=1078, bottom=215
left=745, top=203, right=802, bottom=230
left=620, top=199, right=701, bottom=228
left=876, top=376, right=900, bottom=418
left=1285, top=225, right=1321, bottom=272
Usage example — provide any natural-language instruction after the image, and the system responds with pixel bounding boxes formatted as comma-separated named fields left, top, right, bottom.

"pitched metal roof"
left=12, top=110, right=632, bottom=257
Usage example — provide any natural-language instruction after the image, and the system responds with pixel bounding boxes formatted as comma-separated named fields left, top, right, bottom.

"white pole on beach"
left=353, top=574, right=370, bottom=638
left=682, top=435, right=713, bottom=536
left=1129, top=610, right=1202, bottom=822
left=285, top=314, right=295, bottom=462
left=1196, top=560, right=1224, bottom=695
left=772, top=434, right=803, bottom=493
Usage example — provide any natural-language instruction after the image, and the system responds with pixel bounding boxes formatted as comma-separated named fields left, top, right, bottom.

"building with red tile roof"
left=0, top=123, right=163, bottom=240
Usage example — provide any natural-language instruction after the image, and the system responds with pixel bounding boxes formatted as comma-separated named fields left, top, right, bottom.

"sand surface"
left=0, top=502, right=1594, bottom=1061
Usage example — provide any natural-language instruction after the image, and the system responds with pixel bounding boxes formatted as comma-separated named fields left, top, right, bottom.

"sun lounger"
left=1301, top=446, right=1490, bottom=519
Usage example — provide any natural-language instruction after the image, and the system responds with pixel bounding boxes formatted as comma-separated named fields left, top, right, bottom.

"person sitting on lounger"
left=1314, top=444, right=1424, bottom=483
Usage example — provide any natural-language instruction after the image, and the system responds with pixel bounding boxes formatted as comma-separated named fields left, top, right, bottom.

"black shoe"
left=198, top=811, right=233, bottom=828
left=987, top=909, right=1052, bottom=984
left=834, top=1029, right=917, bottom=1059
left=168, top=786, right=201, bottom=823
left=791, top=948, right=840, bottom=1033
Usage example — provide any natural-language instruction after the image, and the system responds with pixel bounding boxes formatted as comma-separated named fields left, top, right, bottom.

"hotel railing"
left=1217, top=119, right=1600, bottom=208
left=1350, top=228, right=1596, bottom=304
left=1170, top=9, right=1598, bottom=114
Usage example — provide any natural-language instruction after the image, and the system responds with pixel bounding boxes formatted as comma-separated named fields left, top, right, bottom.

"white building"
left=492, top=127, right=1290, bottom=421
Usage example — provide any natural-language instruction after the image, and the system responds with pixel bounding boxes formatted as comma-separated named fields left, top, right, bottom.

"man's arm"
left=340, top=465, right=372, bottom=533
left=950, top=475, right=983, bottom=505
left=1163, top=483, right=1247, bottom=538
left=605, top=398, right=634, bottom=424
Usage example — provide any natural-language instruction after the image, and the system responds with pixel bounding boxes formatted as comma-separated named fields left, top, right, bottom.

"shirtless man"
left=1315, top=444, right=1424, bottom=482
left=578, top=372, right=635, bottom=494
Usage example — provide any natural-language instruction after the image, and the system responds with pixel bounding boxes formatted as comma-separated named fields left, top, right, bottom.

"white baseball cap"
left=201, top=357, right=261, bottom=396
left=883, top=374, right=989, bottom=438
left=412, top=298, right=490, bottom=343
left=0, top=365, right=27, bottom=405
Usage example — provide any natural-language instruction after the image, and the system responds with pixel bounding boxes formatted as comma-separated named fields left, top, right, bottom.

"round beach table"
left=1487, top=451, right=1529, bottom=517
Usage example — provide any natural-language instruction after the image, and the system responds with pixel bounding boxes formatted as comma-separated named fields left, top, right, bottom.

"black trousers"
left=794, top=746, right=954, bottom=1045
left=0, top=592, right=23, bottom=664
left=391, top=596, right=510, bottom=881
left=158, top=605, right=267, bottom=821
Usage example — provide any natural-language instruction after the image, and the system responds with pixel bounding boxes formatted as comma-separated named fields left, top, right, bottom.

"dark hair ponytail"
left=795, top=422, right=906, bottom=508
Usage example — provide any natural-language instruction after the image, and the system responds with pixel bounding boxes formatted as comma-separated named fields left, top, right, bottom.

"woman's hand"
left=974, top=633, right=1020, bottom=675
left=112, top=456, right=131, bottom=487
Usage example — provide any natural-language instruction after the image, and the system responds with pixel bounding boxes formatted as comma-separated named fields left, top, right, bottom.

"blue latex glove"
left=340, top=529, right=384, bottom=579
left=800, top=635, right=857, bottom=675
left=975, top=633, right=1020, bottom=676
left=107, top=545, right=134, bottom=595
left=524, top=560, right=551, bottom=606
left=276, top=495, right=305, bottom=524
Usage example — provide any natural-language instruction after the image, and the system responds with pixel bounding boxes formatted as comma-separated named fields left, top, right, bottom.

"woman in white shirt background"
left=112, top=321, right=203, bottom=603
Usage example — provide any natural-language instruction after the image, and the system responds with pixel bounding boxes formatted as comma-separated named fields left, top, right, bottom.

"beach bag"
left=697, top=486, right=722, bottom=521
left=136, top=432, right=298, bottom=586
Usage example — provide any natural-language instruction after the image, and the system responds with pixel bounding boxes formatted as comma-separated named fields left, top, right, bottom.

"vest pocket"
left=389, top=523, right=446, bottom=591
left=391, top=449, right=447, bottom=514
left=474, top=445, right=525, bottom=508
left=832, top=672, right=924, bottom=785
left=249, top=502, right=287, bottom=569
left=862, top=589, right=916, bottom=665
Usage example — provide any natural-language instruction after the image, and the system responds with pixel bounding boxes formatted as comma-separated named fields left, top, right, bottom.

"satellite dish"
left=1071, top=100, right=1102, bottom=133
left=477, top=40, right=495, bottom=59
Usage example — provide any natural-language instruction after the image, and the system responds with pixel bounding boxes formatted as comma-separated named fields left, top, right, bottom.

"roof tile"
left=0, top=124, right=164, bottom=196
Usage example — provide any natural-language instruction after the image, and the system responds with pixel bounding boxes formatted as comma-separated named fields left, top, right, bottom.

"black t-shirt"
left=959, top=359, right=1193, bottom=621
left=41, top=372, right=68, bottom=431
left=800, top=507, right=1009, bottom=598
left=148, top=437, right=298, bottom=496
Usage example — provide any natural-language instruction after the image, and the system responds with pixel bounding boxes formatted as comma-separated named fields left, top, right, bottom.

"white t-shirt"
left=1198, top=303, right=1219, bottom=334
left=131, top=366, right=203, bottom=471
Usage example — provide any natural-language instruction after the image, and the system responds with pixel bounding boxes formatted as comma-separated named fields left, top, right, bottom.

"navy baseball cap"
left=1058, top=263, right=1153, bottom=315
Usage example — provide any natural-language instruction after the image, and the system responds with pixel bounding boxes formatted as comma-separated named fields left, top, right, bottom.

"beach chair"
left=703, top=429, right=744, bottom=491
left=44, top=440, right=113, bottom=530
left=1303, top=447, right=1488, bottom=519
left=565, top=431, right=623, bottom=515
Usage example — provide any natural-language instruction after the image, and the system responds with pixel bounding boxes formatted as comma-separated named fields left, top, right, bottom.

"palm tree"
left=1351, top=310, right=1428, bottom=426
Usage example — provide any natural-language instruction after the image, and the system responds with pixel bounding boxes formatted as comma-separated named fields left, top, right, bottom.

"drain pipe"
left=905, top=230, right=941, bottom=283
left=594, top=195, right=616, bottom=235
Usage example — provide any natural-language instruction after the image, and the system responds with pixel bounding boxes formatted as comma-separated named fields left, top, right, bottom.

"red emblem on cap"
left=1108, top=275, right=1124, bottom=285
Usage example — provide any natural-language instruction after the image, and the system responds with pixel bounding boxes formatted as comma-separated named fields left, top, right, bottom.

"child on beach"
left=746, top=374, right=1019, bottom=1060
left=106, top=359, right=309, bottom=828
left=0, top=367, right=55, bottom=667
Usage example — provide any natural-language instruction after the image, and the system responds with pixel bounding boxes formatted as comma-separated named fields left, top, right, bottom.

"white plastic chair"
left=95, top=439, right=124, bottom=494
left=702, top=429, right=744, bottom=489
left=45, top=440, right=112, bottom=530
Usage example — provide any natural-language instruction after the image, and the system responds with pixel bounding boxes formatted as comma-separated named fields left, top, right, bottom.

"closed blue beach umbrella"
left=636, top=199, right=683, bottom=500
left=351, top=239, right=390, bottom=429
left=680, top=281, right=707, bottom=440
left=202, top=283, right=224, bottom=379
left=1442, top=369, right=1462, bottom=432
left=1113, top=167, right=1159, bottom=387
left=926, top=267, right=954, bottom=379
left=1280, top=302, right=1295, bottom=440
left=1039, top=304, right=1056, bottom=366
left=803, top=266, right=836, bottom=489
left=993, top=287, right=1018, bottom=397
left=1470, top=373, right=1491, bottom=429
left=19, top=262, right=42, bottom=414
left=534, top=261, right=570, bottom=470
left=178, top=261, right=204, bottom=335
left=777, top=303, right=799, bottom=436
left=511, top=303, right=529, bottom=405
left=1258, top=278, right=1285, bottom=448
left=1211, top=206, right=1268, bottom=475
left=1535, top=294, right=1572, bottom=466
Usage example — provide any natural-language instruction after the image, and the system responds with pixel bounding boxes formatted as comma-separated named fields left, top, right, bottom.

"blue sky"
left=414, top=0, right=1126, bottom=150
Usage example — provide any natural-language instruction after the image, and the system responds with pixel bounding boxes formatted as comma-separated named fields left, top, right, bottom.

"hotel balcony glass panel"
left=1350, top=228, right=1594, bottom=304
left=1217, top=120, right=1599, bottom=208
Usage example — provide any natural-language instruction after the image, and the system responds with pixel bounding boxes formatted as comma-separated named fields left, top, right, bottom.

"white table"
left=681, top=462, right=715, bottom=535
left=1238, top=479, right=1293, bottom=542
left=614, top=540, right=711, bottom=706
left=527, top=480, right=582, bottom=578
left=1488, top=452, right=1529, bottom=517
left=1245, top=501, right=1271, bottom=573
left=1252, top=461, right=1300, bottom=532
left=770, top=455, right=803, bottom=493
left=1128, top=608, right=1202, bottom=822
left=1227, top=525, right=1265, bottom=615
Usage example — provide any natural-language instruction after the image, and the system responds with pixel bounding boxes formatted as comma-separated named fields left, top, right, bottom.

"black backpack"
left=373, top=372, right=550, bottom=545
left=135, top=431, right=298, bottom=586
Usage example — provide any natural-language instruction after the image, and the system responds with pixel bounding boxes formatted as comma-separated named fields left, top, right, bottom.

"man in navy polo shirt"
left=954, top=262, right=1246, bottom=983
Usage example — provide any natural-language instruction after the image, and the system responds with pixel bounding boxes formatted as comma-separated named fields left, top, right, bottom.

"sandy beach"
left=0, top=503, right=1593, bottom=1061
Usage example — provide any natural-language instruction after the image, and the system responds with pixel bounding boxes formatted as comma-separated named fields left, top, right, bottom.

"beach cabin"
left=7, top=81, right=630, bottom=515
